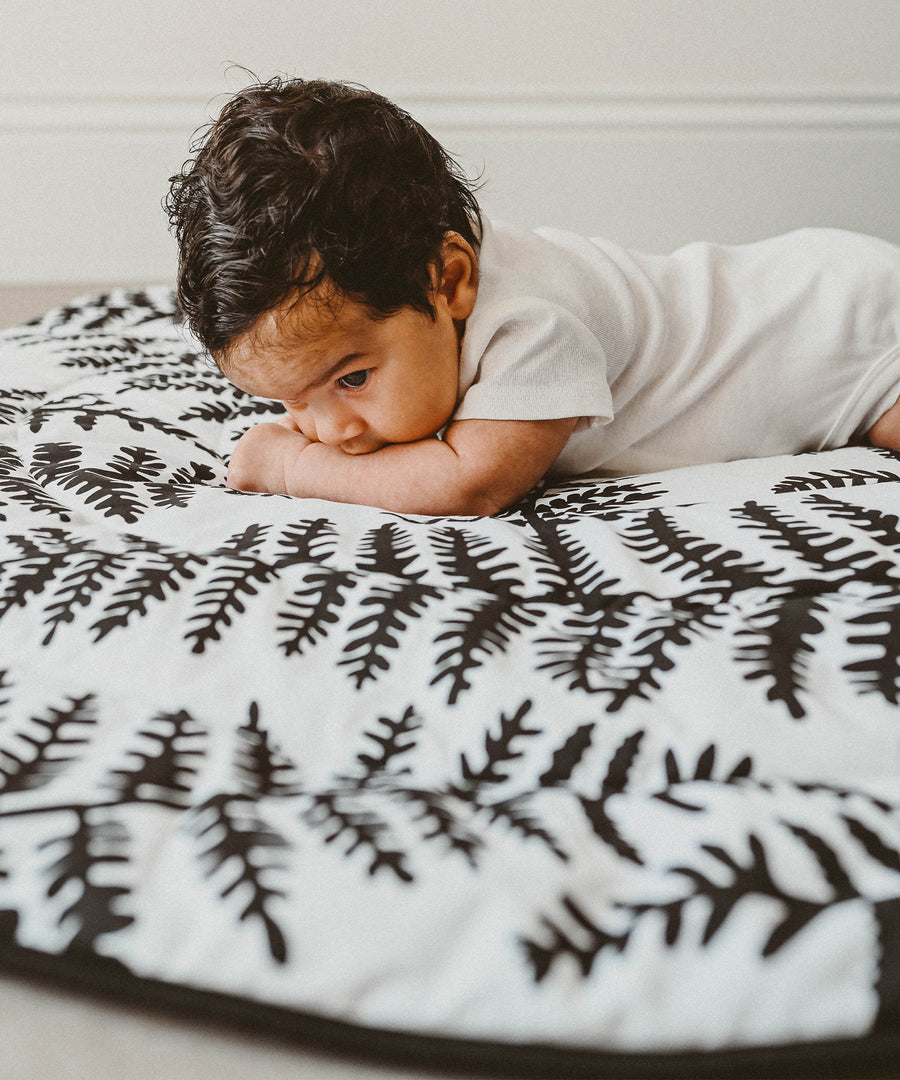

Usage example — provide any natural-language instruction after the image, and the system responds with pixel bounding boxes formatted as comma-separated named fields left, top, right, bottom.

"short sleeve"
left=453, top=296, right=614, bottom=424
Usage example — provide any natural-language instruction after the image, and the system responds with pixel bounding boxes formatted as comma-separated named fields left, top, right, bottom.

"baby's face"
left=222, top=292, right=462, bottom=455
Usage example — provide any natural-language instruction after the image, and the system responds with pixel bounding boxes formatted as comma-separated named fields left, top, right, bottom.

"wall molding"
left=4, top=84, right=900, bottom=284
left=4, top=85, right=900, bottom=134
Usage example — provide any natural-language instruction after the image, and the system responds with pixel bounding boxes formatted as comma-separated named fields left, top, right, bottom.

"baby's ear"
left=436, top=232, right=478, bottom=319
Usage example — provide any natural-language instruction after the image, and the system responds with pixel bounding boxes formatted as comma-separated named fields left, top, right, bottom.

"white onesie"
left=453, top=218, right=900, bottom=476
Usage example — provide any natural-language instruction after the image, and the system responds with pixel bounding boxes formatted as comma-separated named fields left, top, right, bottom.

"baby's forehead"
left=244, top=291, right=368, bottom=353
left=219, top=290, right=374, bottom=379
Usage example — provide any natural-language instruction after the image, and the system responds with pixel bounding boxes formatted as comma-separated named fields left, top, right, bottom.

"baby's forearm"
left=227, top=422, right=505, bottom=515
left=228, top=416, right=576, bottom=516
left=284, top=437, right=505, bottom=515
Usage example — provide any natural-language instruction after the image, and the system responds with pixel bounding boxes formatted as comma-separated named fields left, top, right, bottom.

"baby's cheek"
left=276, top=412, right=302, bottom=432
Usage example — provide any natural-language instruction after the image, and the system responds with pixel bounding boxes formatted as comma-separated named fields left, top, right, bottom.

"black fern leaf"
left=275, top=520, right=355, bottom=654
left=535, top=598, right=632, bottom=696
left=657, top=744, right=754, bottom=810
left=303, top=790, right=413, bottom=882
left=60, top=289, right=173, bottom=331
left=804, top=493, right=900, bottom=549
left=380, top=781, right=483, bottom=865
left=0, top=528, right=80, bottom=619
left=0, top=444, right=21, bottom=476
left=277, top=565, right=358, bottom=656
left=624, top=508, right=774, bottom=595
left=539, top=722, right=595, bottom=787
left=356, top=521, right=422, bottom=577
left=218, top=395, right=284, bottom=425
left=538, top=593, right=713, bottom=711
left=339, top=575, right=442, bottom=687
left=429, top=525, right=524, bottom=594
left=171, top=461, right=218, bottom=487
left=275, top=519, right=340, bottom=567
left=0, top=445, right=72, bottom=521
left=870, top=446, right=900, bottom=465
left=734, top=590, right=830, bottom=719
left=632, top=835, right=836, bottom=958
left=0, top=668, right=11, bottom=713
left=528, top=476, right=666, bottom=520
left=146, top=461, right=219, bottom=510
left=178, top=399, right=235, bottom=425
left=663, top=744, right=754, bottom=785
left=0, top=388, right=44, bottom=426
left=234, top=702, right=302, bottom=798
left=0, top=694, right=97, bottom=794
left=458, top=700, right=541, bottom=791
left=371, top=706, right=566, bottom=863
left=522, top=894, right=629, bottom=982
left=33, top=444, right=160, bottom=522
left=599, top=729, right=645, bottom=799
left=844, top=597, right=900, bottom=703
left=578, top=731, right=645, bottom=864
left=432, top=591, right=540, bottom=704
left=338, top=526, right=439, bottom=685
left=41, top=546, right=132, bottom=644
left=526, top=516, right=622, bottom=603
left=40, top=806, right=134, bottom=949
left=355, top=705, right=421, bottom=782
left=842, top=815, right=900, bottom=873
left=124, top=287, right=176, bottom=318
left=67, top=340, right=184, bottom=373
left=181, top=379, right=283, bottom=426
left=486, top=793, right=569, bottom=861
left=735, top=500, right=891, bottom=580
left=63, top=469, right=147, bottom=521
left=91, top=540, right=205, bottom=640
left=28, top=394, right=203, bottom=444
left=793, top=779, right=893, bottom=814
left=185, top=526, right=277, bottom=653
left=115, top=361, right=228, bottom=396
left=31, top=441, right=82, bottom=482
left=782, top=823, right=858, bottom=899
left=92, top=445, right=167, bottom=482
left=763, top=901, right=841, bottom=958
left=605, top=597, right=718, bottom=713
left=106, top=710, right=205, bottom=806
left=145, top=484, right=195, bottom=511
left=190, top=794, right=290, bottom=963
left=53, top=337, right=153, bottom=370
left=81, top=295, right=145, bottom=330
left=218, top=522, right=270, bottom=554
left=773, top=467, right=900, bottom=494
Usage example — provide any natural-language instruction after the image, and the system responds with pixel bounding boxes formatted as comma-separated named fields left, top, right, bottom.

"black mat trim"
left=2, top=941, right=898, bottom=1080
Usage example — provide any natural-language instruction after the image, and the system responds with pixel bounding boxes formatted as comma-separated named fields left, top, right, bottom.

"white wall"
left=2, top=0, right=900, bottom=288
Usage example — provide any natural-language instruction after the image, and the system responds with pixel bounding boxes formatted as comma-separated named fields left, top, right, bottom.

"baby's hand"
left=227, top=421, right=312, bottom=494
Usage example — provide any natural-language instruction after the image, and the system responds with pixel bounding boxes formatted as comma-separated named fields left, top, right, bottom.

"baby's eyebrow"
left=303, top=353, right=367, bottom=393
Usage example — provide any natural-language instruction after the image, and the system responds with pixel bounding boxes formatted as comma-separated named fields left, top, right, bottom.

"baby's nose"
left=315, top=410, right=365, bottom=447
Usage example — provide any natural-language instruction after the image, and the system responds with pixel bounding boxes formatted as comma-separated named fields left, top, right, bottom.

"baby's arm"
left=227, top=415, right=577, bottom=515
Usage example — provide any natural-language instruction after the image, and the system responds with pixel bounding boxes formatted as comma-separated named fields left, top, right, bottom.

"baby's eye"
left=338, top=369, right=370, bottom=389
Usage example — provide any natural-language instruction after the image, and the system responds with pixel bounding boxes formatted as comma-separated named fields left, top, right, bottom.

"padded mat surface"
left=0, top=290, right=899, bottom=1076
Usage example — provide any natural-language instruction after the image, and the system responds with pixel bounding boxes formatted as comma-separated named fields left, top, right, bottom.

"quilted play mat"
left=0, top=288, right=899, bottom=1078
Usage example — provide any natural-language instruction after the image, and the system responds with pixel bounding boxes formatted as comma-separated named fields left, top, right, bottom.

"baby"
left=167, top=77, right=900, bottom=515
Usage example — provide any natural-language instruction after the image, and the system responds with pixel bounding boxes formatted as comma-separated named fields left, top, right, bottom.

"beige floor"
left=1, top=972, right=507, bottom=1080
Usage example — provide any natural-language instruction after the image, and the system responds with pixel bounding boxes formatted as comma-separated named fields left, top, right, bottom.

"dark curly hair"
left=165, top=76, right=482, bottom=356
